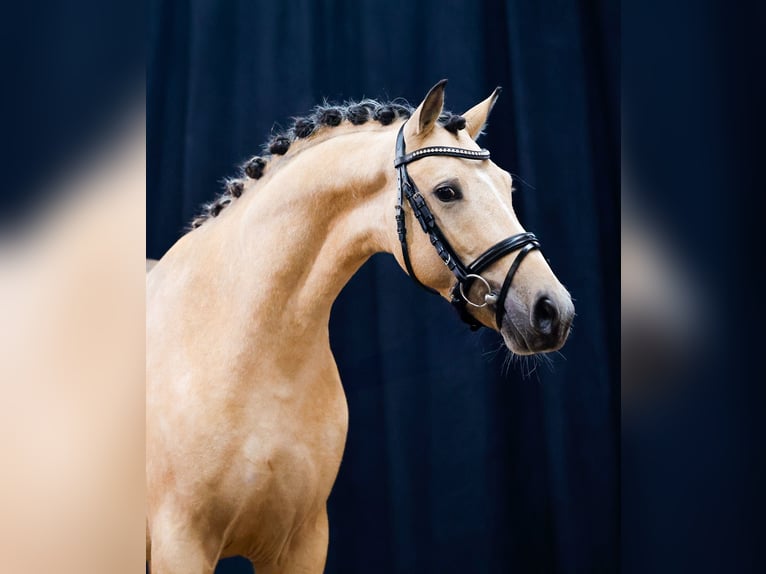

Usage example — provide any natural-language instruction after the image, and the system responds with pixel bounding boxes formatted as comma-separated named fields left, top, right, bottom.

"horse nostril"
left=533, top=296, right=558, bottom=335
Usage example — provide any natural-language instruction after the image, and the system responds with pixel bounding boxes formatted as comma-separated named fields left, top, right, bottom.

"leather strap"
left=494, top=242, right=539, bottom=329
left=395, top=145, right=490, bottom=168
left=467, top=232, right=539, bottom=275
left=395, top=169, right=437, bottom=294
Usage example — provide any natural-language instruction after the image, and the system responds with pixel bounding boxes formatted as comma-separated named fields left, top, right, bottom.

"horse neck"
left=205, top=127, right=396, bottom=345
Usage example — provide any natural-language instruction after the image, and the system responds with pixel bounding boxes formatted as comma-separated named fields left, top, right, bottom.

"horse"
left=146, top=80, right=574, bottom=573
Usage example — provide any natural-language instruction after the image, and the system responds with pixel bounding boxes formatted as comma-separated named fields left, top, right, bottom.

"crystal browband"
left=394, top=146, right=491, bottom=168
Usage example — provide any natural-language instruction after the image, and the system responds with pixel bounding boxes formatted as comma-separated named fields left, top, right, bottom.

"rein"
left=394, top=122, right=541, bottom=331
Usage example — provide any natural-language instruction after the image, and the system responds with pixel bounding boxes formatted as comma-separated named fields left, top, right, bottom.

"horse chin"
left=500, top=319, right=573, bottom=356
left=499, top=326, right=535, bottom=356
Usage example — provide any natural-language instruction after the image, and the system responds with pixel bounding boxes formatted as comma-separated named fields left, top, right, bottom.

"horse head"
left=392, top=80, right=574, bottom=354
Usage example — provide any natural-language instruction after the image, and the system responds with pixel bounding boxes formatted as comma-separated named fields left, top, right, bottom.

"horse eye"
left=434, top=186, right=462, bottom=203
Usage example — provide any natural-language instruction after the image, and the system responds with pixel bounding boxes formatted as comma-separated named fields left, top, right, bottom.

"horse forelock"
left=188, top=98, right=467, bottom=230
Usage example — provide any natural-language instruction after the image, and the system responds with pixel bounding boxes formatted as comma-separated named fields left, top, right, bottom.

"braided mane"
left=189, top=99, right=467, bottom=229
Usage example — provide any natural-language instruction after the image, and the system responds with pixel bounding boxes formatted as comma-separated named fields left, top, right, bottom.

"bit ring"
left=460, top=274, right=498, bottom=308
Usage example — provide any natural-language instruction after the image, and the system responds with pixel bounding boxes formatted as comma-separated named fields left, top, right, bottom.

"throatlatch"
left=394, top=122, right=541, bottom=331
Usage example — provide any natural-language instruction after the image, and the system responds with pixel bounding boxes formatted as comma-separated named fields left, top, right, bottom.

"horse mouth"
left=499, top=313, right=572, bottom=356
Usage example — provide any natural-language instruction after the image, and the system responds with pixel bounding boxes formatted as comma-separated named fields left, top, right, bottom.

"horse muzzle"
left=500, top=290, right=575, bottom=355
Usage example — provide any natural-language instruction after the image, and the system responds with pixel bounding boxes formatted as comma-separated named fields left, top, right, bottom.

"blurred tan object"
left=0, top=109, right=146, bottom=574
left=622, top=194, right=700, bottom=406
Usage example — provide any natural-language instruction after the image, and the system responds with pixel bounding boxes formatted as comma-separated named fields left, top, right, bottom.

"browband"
left=394, top=145, right=490, bottom=168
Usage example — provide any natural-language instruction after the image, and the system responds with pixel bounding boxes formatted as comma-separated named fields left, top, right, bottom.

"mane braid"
left=187, top=99, right=467, bottom=230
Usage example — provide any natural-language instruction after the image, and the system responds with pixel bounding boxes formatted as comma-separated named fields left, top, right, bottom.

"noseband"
left=394, top=122, right=541, bottom=331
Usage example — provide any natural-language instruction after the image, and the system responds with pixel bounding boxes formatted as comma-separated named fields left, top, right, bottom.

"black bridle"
left=394, top=122, right=541, bottom=331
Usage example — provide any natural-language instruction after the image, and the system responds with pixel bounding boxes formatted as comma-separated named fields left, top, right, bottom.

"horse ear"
left=463, top=87, right=502, bottom=140
left=408, top=79, right=448, bottom=138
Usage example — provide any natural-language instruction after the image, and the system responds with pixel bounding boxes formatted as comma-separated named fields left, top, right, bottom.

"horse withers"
left=146, top=81, right=573, bottom=573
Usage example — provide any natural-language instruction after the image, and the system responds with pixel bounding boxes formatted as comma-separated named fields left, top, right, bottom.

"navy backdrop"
left=147, top=1, right=619, bottom=572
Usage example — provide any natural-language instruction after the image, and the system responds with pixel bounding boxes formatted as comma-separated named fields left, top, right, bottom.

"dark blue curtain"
left=147, top=1, right=619, bottom=572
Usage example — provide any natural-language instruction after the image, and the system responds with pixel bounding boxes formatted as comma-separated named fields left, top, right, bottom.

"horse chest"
left=241, top=414, right=347, bottom=503
left=224, top=377, right=348, bottom=553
